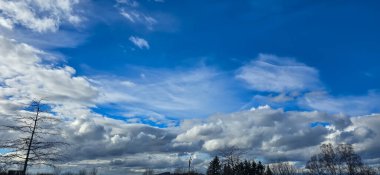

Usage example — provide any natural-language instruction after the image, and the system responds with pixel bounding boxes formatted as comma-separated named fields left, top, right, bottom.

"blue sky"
left=1, top=0, right=380, bottom=174
left=60, top=0, right=380, bottom=94
left=52, top=0, right=380, bottom=119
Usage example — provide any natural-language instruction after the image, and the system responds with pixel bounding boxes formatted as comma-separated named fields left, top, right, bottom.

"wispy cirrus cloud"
left=236, top=54, right=380, bottom=116
left=300, top=91, right=380, bottom=116
left=93, top=66, right=242, bottom=119
left=129, top=36, right=150, bottom=49
left=116, top=0, right=158, bottom=30
left=236, top=54, right=322, bottom=93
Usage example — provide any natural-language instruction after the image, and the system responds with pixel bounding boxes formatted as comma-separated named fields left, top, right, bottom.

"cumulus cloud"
left=129, top=36, right=150, bottom=49
left=38, top=106, right=380, bottom=171
left=0, top=0, right=81, bottom=33
left=0, top=36, right=98, bottom=115
left=174, top=106, right=356, bottom=161
left=346, top=114, right=380, bottom=159
left=62, top=115, right=178, bottom=160
left=236, top=54, right=321, bottom=93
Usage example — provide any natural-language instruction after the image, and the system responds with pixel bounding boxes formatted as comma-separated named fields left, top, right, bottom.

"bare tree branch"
left=0, top=100, right=68, bottom=175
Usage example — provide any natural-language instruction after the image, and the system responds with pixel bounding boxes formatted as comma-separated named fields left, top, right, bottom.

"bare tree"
left=270, top=162, right=297, bottom=175
left=359, top=166, right=376, bottom=175
left=306, top=143, right=370, bottom=175
left=336, top=144, right=362, bottom=175
left=306, top=154, right=325, bottom=175
left=218, top=146, right=245, bottom=168
left=0, top=100, right=68, bottom=175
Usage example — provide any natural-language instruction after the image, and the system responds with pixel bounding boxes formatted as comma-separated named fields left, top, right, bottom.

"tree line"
left=206, top=144, right=380, bottom=175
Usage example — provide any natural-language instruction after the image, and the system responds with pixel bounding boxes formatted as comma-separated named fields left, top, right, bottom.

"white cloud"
left=236, top=54, right=321, bottom=93
left=300, top=91, right=380, bottom=116
left=120, top=9, right=157, bottom=29
left=236, top=54, right=380, bottom=115
left=116, top=0, right=159, bottom=31
left=94, top=66, right=242, bottom=119
left=129, top=36, right=150, bottom=49
left=0, top=17, right=13, bottom=29
left=116, top=0, right=139, bottom=7
left=0, top=35, right=98, bottom=115
left=174, top=107, right=380, bottom=163
left=346, top=114, right=380, bottom=159
left=0, top=0, right=81, bottom=33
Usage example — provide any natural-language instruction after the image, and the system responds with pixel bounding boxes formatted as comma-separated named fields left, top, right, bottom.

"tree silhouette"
left=0, top=100, right=68, bottom=175
left=243, top=160, right=251, bottom=175
left=207, top=156, right=222, bottom=175
left=222, top=164, right=233, bottom=175
left=233, top=162, right=244, bottom=175
left=306, top=143, right=375, bottom=175
left=249, top=160, right=257, bottom=175
left=270, top=162, right=297, bottom=175
left=257, top=161, right=265, bottom=175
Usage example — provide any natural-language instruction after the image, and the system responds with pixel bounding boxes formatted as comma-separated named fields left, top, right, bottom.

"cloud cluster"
left=0, top=36, right=97, bottom=115
left=0, top=0, right=81, bottom=32
left=176, top=107, right=342, bottom=160
left=53, top=106, right=380, bottom=173
left=174, top=107, right=380, bottom=163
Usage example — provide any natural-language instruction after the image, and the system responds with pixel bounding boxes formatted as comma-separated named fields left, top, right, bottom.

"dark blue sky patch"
left=53, top=0, right=380, bottom=117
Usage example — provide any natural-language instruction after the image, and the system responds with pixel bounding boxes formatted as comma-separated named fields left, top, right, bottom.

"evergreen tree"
left=257, top=161, right=265, bottom=175
left=233, top=162, right=244, bottom=175
left=243, top=160, right=251, bottom=175
left=265, top=165, right=273, bottom=175
left=222, top=164, right=233, bottom=175
left=207, top=156, right=222, bottom=175
left=249, top=160, right=257, bottom=175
